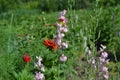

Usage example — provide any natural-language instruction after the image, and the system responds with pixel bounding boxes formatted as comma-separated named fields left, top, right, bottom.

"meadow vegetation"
left=0, top=0, right=120, bottom=80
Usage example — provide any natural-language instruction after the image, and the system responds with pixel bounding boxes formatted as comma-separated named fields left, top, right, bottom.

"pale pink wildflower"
left=62, top=42, right=68, bottom=48
left=63, top=27, right=68, bottom=32
left=102, top=66, right=108, bottom=72
left=99, top=51, right=109, bottom=79
left=36, top=56, right=43, bottom=62
left=60, top=54, right=67, bottom=62
left=103, top=72, right=109, bottom=80
left=101, top=52, right=108, bottom=58
left=53, top=10, right=68, bottom=49
left=34, top=72, right=45, bottom=80
left=100, top=44, right=106, bottom=52
left=99, top=57, right=105, bottom=63
left=34, top=56, right=45, bottom=72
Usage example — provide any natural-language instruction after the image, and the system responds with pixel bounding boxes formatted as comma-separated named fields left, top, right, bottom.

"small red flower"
left=22, top=54, right=31, bottom=62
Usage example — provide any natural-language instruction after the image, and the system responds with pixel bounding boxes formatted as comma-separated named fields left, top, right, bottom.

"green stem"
left=7, top=14, right=14, bottom=53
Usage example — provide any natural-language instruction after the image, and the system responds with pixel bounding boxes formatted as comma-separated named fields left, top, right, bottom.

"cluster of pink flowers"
left=53, top=10, right=68, bottom=62
left=87, top=44, right=109, bottom=79
left=98, top=45, right=109, bottom=80
left=53, top=10, right=68, bottom=50
left=34, top=56, right=45, bottom=80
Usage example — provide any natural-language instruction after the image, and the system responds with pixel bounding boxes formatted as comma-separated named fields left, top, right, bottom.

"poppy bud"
left=22, top=54, right=31, bottom=62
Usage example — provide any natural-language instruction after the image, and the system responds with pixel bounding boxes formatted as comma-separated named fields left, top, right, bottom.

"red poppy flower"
left=44, top=39, right=58, bottom=51
left=22, top=54, right=31, bottom=62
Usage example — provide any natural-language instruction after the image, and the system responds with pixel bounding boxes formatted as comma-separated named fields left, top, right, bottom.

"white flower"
left=55, top=38, right=62, bottom=45
left=34, top=61, right=42, bottom=68
left=60, top=16, right=66, bottom=20
left=101, top=52, right=108, bottom=58
left=57, top=26, right=63, bottom=33
left=58, top=33, right=63, bottom=38
left=34, top=72, right=45, bottom=80
left=99, top=57, right=105, bottom=63
left=103, top=72, right=109, bottom=79
left=101, top=44, right=106, bottom=50
left=102, top=66, right=108, bottom=72
left=62, top=42, right=68, bottom=48
left=63, top=10, right=67, bottom=15
left=60, top=54, right=67, bottom=62
left=88, top=50, right=91, bottom=55
left=40, top=64, right=45, bottom=72
left=100, top=47, right=104, bottom=52
left=59, top=10, right=67, bottom=17
left=36, top=56, right=43, bottom=62
left=63, top=27, right=68, bottom=32
left=92, top=59, right=95, bottom=64
left=56, top=23, right=62, bottom=27
left=61, top=33, right=65, bottom=37
left=34, top=62, right=39, bottom=68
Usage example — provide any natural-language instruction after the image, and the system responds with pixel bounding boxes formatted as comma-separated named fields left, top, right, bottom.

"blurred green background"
left=0, top=0, right=120, bottom=13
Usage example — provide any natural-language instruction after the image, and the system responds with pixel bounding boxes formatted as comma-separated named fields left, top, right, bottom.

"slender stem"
left=7, top=14, right=14, bottom=53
